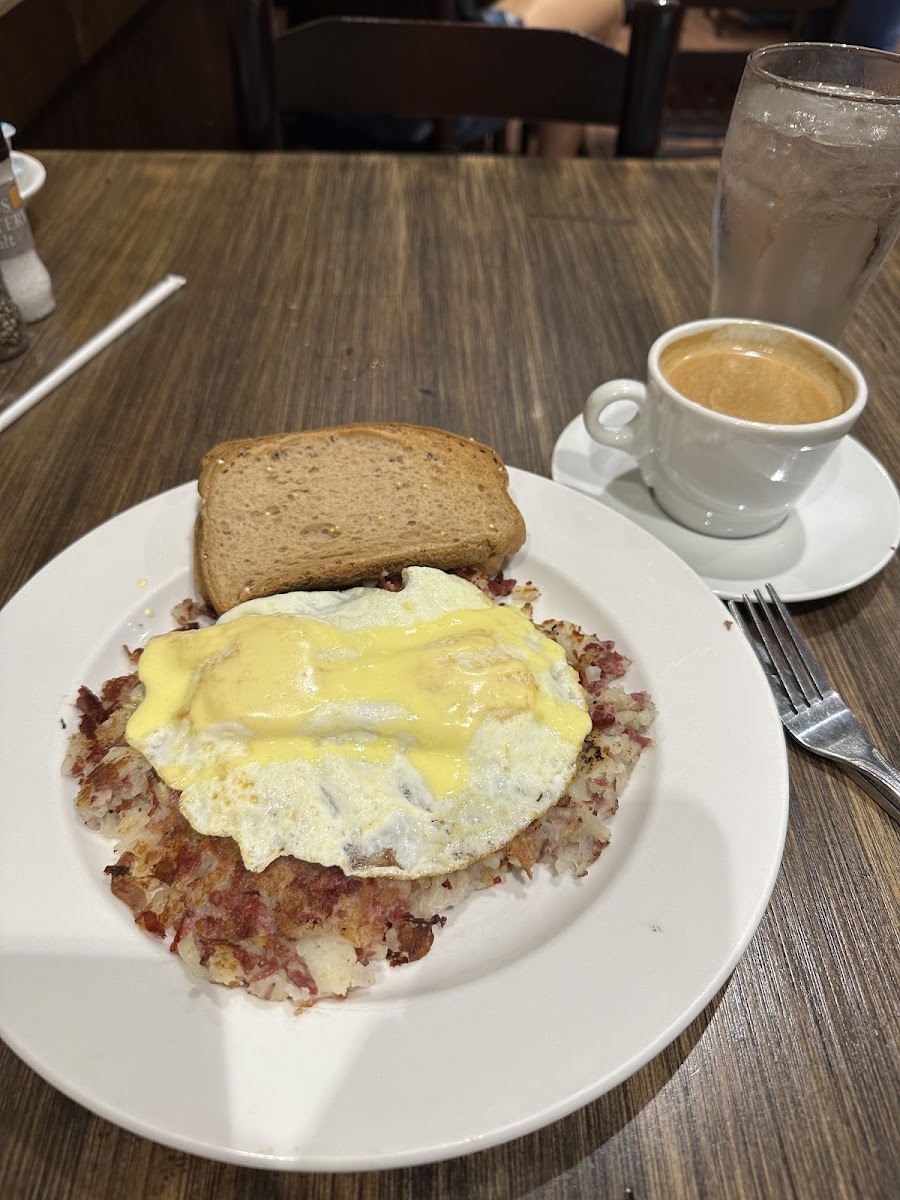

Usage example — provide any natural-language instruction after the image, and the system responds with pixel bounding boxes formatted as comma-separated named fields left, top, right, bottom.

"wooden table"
left=1, top=151, right=898, bottom=1200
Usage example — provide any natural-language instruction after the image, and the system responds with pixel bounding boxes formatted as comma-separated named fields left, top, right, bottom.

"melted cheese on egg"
left=126, top=567, right=591, bottom=878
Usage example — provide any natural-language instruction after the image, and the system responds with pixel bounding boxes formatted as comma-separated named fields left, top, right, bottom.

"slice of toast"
left=195, top=423, right=526, bottom=612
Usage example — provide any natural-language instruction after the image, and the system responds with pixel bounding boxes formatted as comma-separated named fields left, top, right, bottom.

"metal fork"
left=728, top=585, right=900, bottom=826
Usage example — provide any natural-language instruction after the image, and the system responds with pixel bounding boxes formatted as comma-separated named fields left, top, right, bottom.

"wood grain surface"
left=0, top=151, right=898, bottom=1200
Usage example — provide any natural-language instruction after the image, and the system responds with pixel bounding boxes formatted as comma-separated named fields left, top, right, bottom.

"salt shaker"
left=0, top=275, right=27, bottom=360
left=0, top=138, right=56, bottom=323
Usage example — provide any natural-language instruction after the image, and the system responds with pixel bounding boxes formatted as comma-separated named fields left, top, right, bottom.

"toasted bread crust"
left=195, top=423, right=526, bottom=612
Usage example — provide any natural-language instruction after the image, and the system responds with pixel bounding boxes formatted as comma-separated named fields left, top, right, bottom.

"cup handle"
left=583, top=379, right=651, bottom=468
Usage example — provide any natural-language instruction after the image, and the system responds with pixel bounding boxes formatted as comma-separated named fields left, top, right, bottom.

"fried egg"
left=125, top=567, right=591, bottom=878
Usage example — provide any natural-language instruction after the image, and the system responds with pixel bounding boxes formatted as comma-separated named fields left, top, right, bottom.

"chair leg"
left=618, top=0, right=684, bottom=157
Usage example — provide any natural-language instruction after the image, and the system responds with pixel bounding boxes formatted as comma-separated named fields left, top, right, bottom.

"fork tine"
left=727, top=599, right=767, bottom=666
left=739, top=591, right=808, bottom=711
left=764, top=584, right=831, bottom=698
left=754, top=587, right=821, bottom=708
left=726, top=598, right=786, bottom=699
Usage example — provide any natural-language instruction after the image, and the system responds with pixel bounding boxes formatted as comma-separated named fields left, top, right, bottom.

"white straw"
left=0, top=274, right=186, bottom=436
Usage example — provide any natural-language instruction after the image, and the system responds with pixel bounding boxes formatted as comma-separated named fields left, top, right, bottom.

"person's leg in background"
left=491, top=0, right=627, bottom=155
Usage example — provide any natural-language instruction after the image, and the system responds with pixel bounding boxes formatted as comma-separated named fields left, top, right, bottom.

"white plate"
left=11, top=151, right=46, bottom=201
left=0, top=471, right=788, bottom=1170
left=552, top=417, right=900, bottom=603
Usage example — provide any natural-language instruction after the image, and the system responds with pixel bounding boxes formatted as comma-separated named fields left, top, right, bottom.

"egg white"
left=128, top=568, right=590, bottom=878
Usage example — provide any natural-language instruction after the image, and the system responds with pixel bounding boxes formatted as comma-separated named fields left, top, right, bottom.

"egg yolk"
left=126, top=604, right=590, bottom=798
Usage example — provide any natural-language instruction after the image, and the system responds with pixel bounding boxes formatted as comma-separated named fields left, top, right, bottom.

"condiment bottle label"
left=0, top=181, right=34, bottom=255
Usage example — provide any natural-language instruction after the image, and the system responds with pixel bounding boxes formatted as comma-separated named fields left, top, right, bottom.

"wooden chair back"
left=272, top=17, right=628, bottom=131
left=271, top=0, right=690, bottom=155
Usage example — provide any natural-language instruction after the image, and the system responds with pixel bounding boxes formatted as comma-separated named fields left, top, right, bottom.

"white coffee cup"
left=583, top=318, right=867, bottom=537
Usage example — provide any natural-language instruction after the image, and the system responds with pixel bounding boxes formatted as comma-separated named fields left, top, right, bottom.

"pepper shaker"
left=0, top=275, right=27, bottom=360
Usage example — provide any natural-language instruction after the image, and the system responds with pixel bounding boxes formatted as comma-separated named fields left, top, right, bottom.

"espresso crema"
left=659, top=327, right=852, bottom=425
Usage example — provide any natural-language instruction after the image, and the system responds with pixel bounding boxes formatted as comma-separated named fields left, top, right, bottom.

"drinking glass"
left=711, top=43, right=900, bottom=343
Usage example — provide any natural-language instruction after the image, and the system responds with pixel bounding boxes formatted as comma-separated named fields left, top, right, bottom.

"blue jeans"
left=804, top=0, right=900, bottom=49
left=843, top=0, right=900, bottom=50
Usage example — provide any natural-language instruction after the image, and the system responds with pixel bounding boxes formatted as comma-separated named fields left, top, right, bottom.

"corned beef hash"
left=64, top=568, right=655, bottom=1011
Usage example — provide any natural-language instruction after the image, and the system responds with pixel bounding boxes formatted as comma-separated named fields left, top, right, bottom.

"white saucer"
left=11, top=151, right=46, bottom=202
left=551, top=416, right=900, bottom=602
